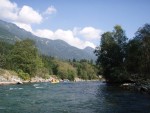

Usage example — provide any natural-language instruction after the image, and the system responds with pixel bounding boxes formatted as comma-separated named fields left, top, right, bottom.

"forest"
left=0, top=39, right=98, bottom=81
left=95, top=24, right=150, bottom=83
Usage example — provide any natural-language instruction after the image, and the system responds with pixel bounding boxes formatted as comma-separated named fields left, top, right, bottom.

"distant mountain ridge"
left=0, top=20, right=96, bottom=60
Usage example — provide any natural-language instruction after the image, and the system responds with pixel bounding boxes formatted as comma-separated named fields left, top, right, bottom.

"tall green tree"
left=134, top=24, right=150, bottom=78
left=9, top=39, right=39, bottom=78
left=95, top=25, right=128, bottom=83
left=126, top=39, right=142, bottom=75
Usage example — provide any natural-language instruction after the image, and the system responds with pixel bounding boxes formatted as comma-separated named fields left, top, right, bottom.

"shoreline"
left=0, top=68, right=102, bottom=86
left=120, top=82, right=150, bottom=95
left=0, top=82, right=20, bottom=85
left=0, top=79, right=103, bottom=86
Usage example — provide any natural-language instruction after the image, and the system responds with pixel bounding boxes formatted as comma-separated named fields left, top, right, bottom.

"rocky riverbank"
left=121, top=80, right=150, bottom=95
left=0, top=69, right=23, bottom=85
left=0, top=68, right=59, bottom=85
left=0, top=68, right=102, bottom=85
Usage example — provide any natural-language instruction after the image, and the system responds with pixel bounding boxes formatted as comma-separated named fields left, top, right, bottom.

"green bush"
left=68, top=70, right=75, bottom=81
left=17, top=69, right=30, bottom=80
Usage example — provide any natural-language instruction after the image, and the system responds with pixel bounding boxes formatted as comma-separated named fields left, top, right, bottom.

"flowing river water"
left=0, top=81, right=150, bottom=113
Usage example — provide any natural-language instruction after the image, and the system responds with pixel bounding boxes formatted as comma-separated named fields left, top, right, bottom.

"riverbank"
left=0, top=68, right=60, bottom=85
left=121, top=80, right=150, bottom=95
left=0, top=76, right=59, bottom=85
left=0, top=68, right=101, bottom=85
left=0, top=68, right=23, bottom=85
left=0, top=77, right=101, bottom=85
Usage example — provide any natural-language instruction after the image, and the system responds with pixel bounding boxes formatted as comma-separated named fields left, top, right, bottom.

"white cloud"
left=0, top=0, right=18, bottom=20
left=0, top=0, right=42, bottom=24
left=34, top=29, right=54, bottom=39
left=84, top=41, right=96, bottom=48
left=80, top=27, right=103, bottom=40
left=73, top=27, right=81, bottom=36
left=54, top=29, right=75, bottom=44
left=0, top=0, right=43, bottom=33
left=43, top=6, right=57, bottom=15
left=17, top=5, right=42, bottom=24
left=33, top=29, right=96, bottom=49
left=14, top=22, right=33, bottom=32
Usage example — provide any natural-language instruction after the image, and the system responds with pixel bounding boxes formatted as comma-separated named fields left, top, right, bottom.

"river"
left=0, top=81, right=150, bottom=113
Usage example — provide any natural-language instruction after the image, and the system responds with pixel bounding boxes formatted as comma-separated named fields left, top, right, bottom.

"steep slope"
left=0, top=20, right=37, bottom=43
left=0, top=20, right=96, bottom=60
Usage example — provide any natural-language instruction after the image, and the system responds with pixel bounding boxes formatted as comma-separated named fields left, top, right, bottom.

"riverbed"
left=0, top=81, right=150, bottom=113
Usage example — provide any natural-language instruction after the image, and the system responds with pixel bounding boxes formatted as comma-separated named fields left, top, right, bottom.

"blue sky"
left=0, top=0, right=150, bottom=49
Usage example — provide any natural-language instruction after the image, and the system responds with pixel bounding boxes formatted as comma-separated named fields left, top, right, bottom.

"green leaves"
left=95, top=25, right=128, bottom=83
left=0, top=41, right=13, bottom=69
left=75, top=61, right=98, bottom=80
left=0, top=54, right=6, bottom=68
left=8, top=39, right=40, bottom=78
left=42, top=56, right=98, bottom=81
left=17, top=69, right=30, bottom=80
left=133, top=24, right=150, bottom=78
left=95, top=24, right=150, bottom=83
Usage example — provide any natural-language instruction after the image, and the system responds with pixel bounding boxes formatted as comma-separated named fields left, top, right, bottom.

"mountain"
left=0, top=20, right=96, bottom=60
left=83, top=47, right=96, bottom=60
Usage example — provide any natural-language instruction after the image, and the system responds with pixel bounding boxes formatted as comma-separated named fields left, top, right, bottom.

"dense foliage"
left=95, top=24, right=150, bottom=83
left=126, top=24, right=150, bottom=80
left=0, top=39, right=98, bottom=81
left=41, top=56, right=98, bottom=81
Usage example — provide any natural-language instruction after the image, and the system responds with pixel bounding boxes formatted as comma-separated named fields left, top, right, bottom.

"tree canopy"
left=95, top=24, right=150, bottom=83
left=95, top=25, right=128, bottom=83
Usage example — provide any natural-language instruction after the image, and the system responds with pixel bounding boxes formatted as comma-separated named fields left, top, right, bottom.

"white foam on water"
left=35, top=87, right=43, bottom=89
left=33, top=84, right=40, bottom=87
left=9, top=88, right=14, bottom=90
left=9, top=87, right=23, bottom=90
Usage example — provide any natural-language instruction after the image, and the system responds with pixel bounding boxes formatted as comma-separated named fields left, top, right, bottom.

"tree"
left=41, top=55, right=55, bottom=75
left=9, top=39, right=39, bottom=79
left=0, top=41, right=13, bottom=69
left=134, top=24, right=150, bottom=78
left=75, top=61, right=98, bottom=80
left=95, top=25, right=128, bottom=83
left=0, top=54, right=6, bottom=68
left=68, top=69, right=75, bottom=81
left=126, top=39, right=142, bottom=75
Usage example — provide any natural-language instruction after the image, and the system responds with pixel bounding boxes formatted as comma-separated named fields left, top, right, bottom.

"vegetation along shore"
left=95, top=24, right=150, bottom=94
left=0, top=39, right=99, bottom=85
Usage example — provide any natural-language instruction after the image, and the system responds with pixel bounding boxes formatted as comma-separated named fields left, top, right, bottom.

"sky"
left=0, top=0, right=150, bottom=49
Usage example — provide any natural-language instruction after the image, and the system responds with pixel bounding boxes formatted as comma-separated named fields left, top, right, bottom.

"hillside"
left=0, top=20, right=96, bottom=60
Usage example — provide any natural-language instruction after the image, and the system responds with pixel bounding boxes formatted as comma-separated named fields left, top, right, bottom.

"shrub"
left=17, top=69, right=30, bottom=80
